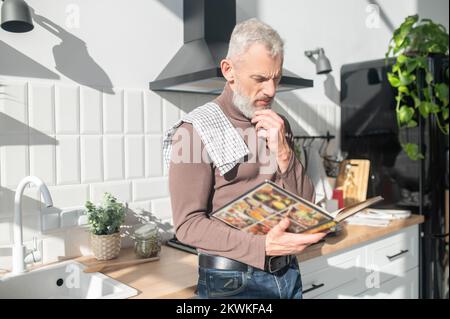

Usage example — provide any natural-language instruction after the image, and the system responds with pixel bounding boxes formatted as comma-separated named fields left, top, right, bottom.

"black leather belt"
left=199, top=254, right=292, bottom=274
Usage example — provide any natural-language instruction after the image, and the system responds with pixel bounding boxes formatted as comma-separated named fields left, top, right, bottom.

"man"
left=165, top=18, right=326, bottom=299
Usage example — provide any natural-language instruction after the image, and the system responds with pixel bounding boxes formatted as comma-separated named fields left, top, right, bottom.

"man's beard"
left=232, top=85, right=272, bottom=119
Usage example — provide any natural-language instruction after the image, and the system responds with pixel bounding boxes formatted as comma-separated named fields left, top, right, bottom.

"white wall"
left=1, top=0, right=448, bottom=270
left=0, top=0, right=183, bottom=89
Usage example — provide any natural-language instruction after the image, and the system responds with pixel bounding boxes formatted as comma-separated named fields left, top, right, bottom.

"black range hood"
left=149, top=0, right=313, bottom=95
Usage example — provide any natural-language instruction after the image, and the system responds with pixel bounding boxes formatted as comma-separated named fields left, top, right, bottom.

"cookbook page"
left=211, top=181, right=334, bottom=234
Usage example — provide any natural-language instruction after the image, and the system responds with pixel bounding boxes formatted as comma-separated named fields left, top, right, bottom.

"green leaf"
left=398, top=105, right=415, bottom=124
left=85, top=192, right=126, bottom=235
left=405, top=59, right=419, bottom=73
left=416, top=57, right=428, bottom=69
left=435, top=83, right=449, bottom=106
left=398, top=86, right=409, bottom=94
left=397, top=54, right=408, bottom=64
left=392, top=63, right=400, bottom=73
left=401, top=143, right=424, bottom=161
left=407, top=120, right=418, bottom=128
left=418, top=102, right=430, bottom=118
left=399, top=72, right=415, bottom=86
left=428, top=102, right=440, bottom=114
left=413, top=95, right=421, bottom=108
left=418, top=101, right=440, bottom=118
left=423, top=88, right=431, bottom=100
left=388, top=73, right=401, bottom=87
left=442, top=107, right=449, bottom=120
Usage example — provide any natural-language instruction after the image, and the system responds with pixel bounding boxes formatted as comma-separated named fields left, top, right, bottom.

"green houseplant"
left=386, top=14, right=449, bottom=160
left=85, top=192, right=126, bottom=260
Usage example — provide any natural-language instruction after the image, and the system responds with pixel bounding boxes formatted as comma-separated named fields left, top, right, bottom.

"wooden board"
left=335, top=159, right=370, bottom=207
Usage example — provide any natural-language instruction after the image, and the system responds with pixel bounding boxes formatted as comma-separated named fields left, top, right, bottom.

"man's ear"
left=221, top=59, right=235, bottom=83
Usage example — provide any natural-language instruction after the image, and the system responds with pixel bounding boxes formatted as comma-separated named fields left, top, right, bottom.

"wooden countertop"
left=297, top=214, right=424, bottom=262
left=75, top=214, right=424, bottom=299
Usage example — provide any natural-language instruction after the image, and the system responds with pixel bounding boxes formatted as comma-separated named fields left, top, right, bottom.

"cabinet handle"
left=302, top=283, right=325, bottom=294
left=386, top=249, right=409, bottom=261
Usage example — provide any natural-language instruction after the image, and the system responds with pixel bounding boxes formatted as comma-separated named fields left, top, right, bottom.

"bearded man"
left=164, top=18, right=326, bottom=299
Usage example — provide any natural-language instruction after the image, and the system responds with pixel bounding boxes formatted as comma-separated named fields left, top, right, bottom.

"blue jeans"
left=196, top=257, right=303, bottom=299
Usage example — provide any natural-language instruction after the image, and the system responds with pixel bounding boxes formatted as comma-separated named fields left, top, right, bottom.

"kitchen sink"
left=0, top=260, right=138, bottom=299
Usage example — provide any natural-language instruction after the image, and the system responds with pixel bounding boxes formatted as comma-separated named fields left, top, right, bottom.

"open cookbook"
left=210, top=180, right=384, bottom=235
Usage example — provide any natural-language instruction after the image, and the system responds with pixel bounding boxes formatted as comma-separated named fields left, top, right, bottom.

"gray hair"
left=226, top=18, right=284, bottom=61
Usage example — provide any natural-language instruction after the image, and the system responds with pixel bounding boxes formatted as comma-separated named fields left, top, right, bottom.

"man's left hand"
left=251, top=109, right=292, bottom=173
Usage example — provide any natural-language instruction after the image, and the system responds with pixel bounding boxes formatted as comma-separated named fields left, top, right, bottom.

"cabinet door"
left=356, top=267, right=419, bottom=299
left=300, top=245, right=366, bottom=299
left=365, top=225, right=419, bottom=285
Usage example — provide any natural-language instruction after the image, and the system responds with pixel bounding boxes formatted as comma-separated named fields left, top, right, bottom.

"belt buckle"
left=267, top=255, right=290, bottom=273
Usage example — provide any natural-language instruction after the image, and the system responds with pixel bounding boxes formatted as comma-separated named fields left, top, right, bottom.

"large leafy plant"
left=85, top=193, right=126, bottom=235
left=386, top=14, right=449, bottom=160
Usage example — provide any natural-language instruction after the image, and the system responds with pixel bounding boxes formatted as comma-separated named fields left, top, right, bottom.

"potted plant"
left=386, top=14, right=449, bottom=160
left=85, top=192, right=126, bottom=260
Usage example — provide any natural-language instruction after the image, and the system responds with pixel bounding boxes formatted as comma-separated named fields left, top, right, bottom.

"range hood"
left=149, top=0, right=313, bottom=95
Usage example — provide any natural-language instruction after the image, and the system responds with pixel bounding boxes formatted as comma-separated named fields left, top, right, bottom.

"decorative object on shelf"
left=85, top=193, right=126, bottom=261
left=304, top=48, right=333, bottom=74
left=133, top=223, right=161, bottom=259
left=386, top=14, right=449, bottom=160
left=1, top=0, right=34, bottom=32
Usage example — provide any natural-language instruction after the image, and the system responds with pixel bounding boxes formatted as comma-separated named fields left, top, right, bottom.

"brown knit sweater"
left=168, top=83, right=316, bottom=270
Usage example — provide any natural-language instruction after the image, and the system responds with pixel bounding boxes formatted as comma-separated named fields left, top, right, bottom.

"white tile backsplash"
left=21, top=186, right=42, bottom=215
left=132, top=178, right=168, bottom=202
left=163, top=95, right=181, bottom=132
left=55, top=85, right=79, bottom=134
left=0, top=82, right=28, bottom=135
left=80, top=87, right=103, bottom=134
left=56, top=135, right=80, bottom=185
left=22, top=213, right=41, bottom=242
left=60, top=208, right=84, bottom=228
left=41, top=210, right=61, bottom=233
left=0, top=218, right=12, bottom=246
left=151, top=197, right=173, bottom=221
left=63, top=227, right=92, bottom=257
left=125, top=135, right=145, bottom=179
left=145, top=90, right=162, bottom=133
left=103, top=135, right=124, bottom=181
left=124, top=90, right=144, bottom=134
left=125, top=201, right=152, bottom=225
left=90, top=181, right=132, bottom=203
left=103, top=90, right=124, bottom=134
left=42, top=233, right=67, bottom=263
left=0, top=141, right=29, bottom=188
left=45, top=184, right=89, bottom=208
left=80, top=135, right=103, bottom=183
left=29, top=134, right=56, bottom=186
left=29, top=83, right=55, bottom=135
left=145, top=135, right=163, bottom=177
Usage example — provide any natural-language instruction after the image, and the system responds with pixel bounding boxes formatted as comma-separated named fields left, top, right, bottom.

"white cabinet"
left=301, top=245, right=366, bottom=299
left=356, top=267, right=419, bottom=299
left=299, top=224, right=420, bottom=299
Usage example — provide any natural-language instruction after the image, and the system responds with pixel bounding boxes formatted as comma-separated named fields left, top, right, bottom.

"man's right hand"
left=265, top=218, right=327, bottom=256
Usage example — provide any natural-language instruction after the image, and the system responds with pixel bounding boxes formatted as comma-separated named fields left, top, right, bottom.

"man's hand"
left=265, top=218, right=327, bottom=256
left=251, top=109, right=292, bottom=173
